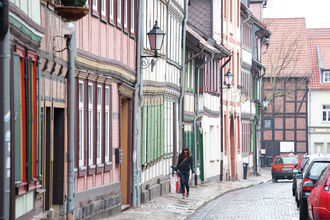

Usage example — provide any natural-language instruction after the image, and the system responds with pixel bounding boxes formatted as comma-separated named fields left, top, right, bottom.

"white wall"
left=11, top=0, right=41, bottom=24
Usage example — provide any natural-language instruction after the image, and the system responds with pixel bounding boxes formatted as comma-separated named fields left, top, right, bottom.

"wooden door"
left=230, top=117, right=236, bottom=180
left=120, top=99, right=129, bottom=205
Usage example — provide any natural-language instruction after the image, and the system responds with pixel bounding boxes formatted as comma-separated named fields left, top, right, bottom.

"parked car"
left=293, top=155, right=309, bottom=196
left=307, top=164, right=330, bottom=220
left=296, top=157, right=330, bottom=220
left=271, top=155, right=299, bottom=183
left=294, top=155, right=320, bottom=207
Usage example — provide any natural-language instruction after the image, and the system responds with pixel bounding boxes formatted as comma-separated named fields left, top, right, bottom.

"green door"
left=198, top=129, right=204, bottom=182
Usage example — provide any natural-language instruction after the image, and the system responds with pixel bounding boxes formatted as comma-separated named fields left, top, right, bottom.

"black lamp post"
left=224, top=69, right=233, bottom=88
left=262, top=97, right=269, bottom=108
left=141, top=21, right=165, bottom=69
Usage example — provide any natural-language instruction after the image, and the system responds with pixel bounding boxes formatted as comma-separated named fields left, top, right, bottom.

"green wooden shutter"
left=37, top=60, right=42, bottom=177
left=152, top=105, right=156, bottom=161
left=14, top=53, right=22, bottom=184
left=141, top=105, right=147, bottom=165
left=147, top=105, right=151, bottom=163
left=160, top=103, right=164, bottom=156
left=155, top=104, right=158, bottom=159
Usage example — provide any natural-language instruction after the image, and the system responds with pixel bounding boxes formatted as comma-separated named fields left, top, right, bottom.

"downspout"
left=178, top=0, right=188, bottom=155
left=220, top=56, right=231, bottom=181
left=133, top=0, right=145, bottom=208
left=66, top=23, right=76, bottom=218
left=0, top=0, right=11, bottom=219
left=221, top=0, right=224, bottom=46
left=254, top=63, right=265, bottom=173
left=193, top=53, right=213, bottom=185
left=37, top=58, right=41, bottom=178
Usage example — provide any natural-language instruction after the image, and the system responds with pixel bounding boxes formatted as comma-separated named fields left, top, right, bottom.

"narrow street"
left=189, top=180, right=299, bottom=220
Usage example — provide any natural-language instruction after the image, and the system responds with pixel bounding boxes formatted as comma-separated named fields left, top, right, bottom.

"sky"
left=263, top=0, right=330, bottom=28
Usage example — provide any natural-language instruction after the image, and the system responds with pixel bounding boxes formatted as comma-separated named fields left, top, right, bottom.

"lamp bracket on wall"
left=53, top=35, right=72, bottom=53
left=141, top=53, right=160, bottom=70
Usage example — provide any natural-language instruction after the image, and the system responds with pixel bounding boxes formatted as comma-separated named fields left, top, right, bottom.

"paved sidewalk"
left=100, top=168, right=272, bottom=220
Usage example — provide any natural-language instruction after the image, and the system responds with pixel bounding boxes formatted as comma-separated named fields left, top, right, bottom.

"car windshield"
left=301, top=158, right=309, bottom=170
left=275, top=156, right=298, bottom=164
left=308, top=162, right=330, bottom=180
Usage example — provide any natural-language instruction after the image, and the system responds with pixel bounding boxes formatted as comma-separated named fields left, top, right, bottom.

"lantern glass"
left=262, top=97, right=269, bottom=108
left=147, top=21, right=165, bottom=51
left=63, top=22, right=75, bottom=36
left=224, top=69, right=233, bottom=87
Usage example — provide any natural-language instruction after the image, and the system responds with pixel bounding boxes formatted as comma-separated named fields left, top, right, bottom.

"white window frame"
left=117, top=0, right=121, bottom=24
left=124, top=0, right=127, bottom=28
left=130, top=0, right=134, bottom=33
left=79, top=80, right=85, bottom=167
left=110, top=0, right=114, bottom=20
left=105, top=86, right=110, bottom=163
left=88, top=83, right=94, bottom=166
left=97, top=85, right=102, bottom=165
left=93, top=0, right=98, bottom=11
left=323, top=71, right=330, bottom=83
left=322, top=105, right=330, bottom=122
left=101, top=0, right=106, bottom=16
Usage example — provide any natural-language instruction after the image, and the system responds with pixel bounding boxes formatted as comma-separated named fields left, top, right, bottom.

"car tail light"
left=272, top=166, right=275, bottom=171
left=302, top=178, right=314, bottom=191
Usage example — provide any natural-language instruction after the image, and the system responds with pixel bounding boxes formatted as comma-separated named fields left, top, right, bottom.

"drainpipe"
left=220, top=56, right=231, bottom=181
left=254, top=63, right=265, bottom=173
left=178, top=0, right=188, bottom=155
left=221, top=0, right=224, bottom=46
left=132, top=0, right=145, bottom=208
left=193, top=53, right=213, bottom=185
left=66, top=23, right=76, bottom=218
left=0, top=0, right=11, bottom=219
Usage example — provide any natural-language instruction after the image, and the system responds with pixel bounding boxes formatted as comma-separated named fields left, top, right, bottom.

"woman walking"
left=177, top=147, right=195, bottom=199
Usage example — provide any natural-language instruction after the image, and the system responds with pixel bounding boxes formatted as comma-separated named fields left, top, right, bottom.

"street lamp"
left=224, top=69, right=233, bottom=88
left=141, top=21, right=165, bottom=69
left=262, top=97, right=269, bottom=108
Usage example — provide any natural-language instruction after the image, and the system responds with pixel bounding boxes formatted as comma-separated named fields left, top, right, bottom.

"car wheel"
left=295, top=193, right=299, bottom=207
left=272, top=178, right=277, bottom=183
left=299, top=202, right=307, bottom=220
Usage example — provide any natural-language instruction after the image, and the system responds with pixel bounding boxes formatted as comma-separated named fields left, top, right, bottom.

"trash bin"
left=243, top=163, right=249, bottom=179
left=260, top=156, right=265, bottom=167
left=267, top=156, right=273, bottom=167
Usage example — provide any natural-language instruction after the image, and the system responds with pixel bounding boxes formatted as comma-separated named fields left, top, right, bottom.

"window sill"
left=105, top=161, right=112, bottom=172
left=96, top=163, right=104, bottom=174
left=88, top=164, right=96, bottom=176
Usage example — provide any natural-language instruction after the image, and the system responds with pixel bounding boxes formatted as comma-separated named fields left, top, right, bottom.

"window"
left=88, top=83, right=94, bottom=166
left=124, top=0, right=128, bottom=28
left=110, top=0, right=114, bottom=20
left=314, top=143, right=324, bottom=154
left=79, top=81, right=85, bottom=167
left=101, top=0, right=106, bottom=16
left=323, top=105, right=330, bottom=122
left=93, top=0, right=98, bottom=11
left=323, top=71, right=330, bottom=83
left=117, top=0, right=121, bottom=24
left=105, top=86, right=110, bottom=163
left=264, top=119, right=272, bottom=129
left=97, top=85, right=102, bottom=164
left=130, top=0, right=134, bottom=33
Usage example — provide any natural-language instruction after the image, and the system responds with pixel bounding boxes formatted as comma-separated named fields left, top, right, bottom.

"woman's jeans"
left=179, top=171, right=190, bottom=194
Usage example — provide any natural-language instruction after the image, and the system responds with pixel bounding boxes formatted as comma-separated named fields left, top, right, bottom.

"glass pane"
left=79, top=83, right=84, bottom=103
left=328, top=111, right=330, bottom=121
left=79, top=110, right=83, bottom=160
left=323, top=111, right=327, bottom=121
left=89, top=111, right=93, bottom=160
left=105, top=87, right=110, bottom=106
left=88, top=85, right=93, bottom=105
left=105, top=112, right=109, bottom=157
left=97, top=112, right=100, bottom=158
left=327, top=143, right=330, bottom=154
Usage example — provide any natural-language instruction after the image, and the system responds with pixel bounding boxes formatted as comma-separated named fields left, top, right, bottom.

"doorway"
left=120, top=98, right=132, bottom=205
left=230, top=117, right=236, bottom=180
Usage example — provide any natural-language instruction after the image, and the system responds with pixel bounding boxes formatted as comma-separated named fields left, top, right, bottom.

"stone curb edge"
left=182, top=178, right=272, bottom=220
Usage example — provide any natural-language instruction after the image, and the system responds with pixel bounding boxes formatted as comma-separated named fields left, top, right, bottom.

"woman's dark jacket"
left=177, top=154, right=195, bottom=173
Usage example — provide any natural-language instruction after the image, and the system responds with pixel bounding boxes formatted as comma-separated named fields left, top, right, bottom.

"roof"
left=307, top=28, right=330, bottom=90
left=186, top=25, right=231, bottom=57
left=262, top=18, right=312, bottom=78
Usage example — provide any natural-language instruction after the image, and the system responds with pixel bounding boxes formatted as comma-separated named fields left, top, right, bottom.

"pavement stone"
left=98, top=168, right=272, bottom=220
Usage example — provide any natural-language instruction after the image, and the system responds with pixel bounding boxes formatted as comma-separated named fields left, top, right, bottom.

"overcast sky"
left=264, top=0, right=330, bottom=28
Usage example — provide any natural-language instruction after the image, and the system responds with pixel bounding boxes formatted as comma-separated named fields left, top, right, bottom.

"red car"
left=272, top=154, right=300, bottom=182
left=308, top=164, right=330, bottom=220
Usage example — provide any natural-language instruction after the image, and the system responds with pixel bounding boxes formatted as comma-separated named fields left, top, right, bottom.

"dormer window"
left=322, top=70, right=330, bottom=83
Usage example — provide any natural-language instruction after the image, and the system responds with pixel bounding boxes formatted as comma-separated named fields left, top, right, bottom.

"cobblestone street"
left=189, top=180, right=299, bottom=220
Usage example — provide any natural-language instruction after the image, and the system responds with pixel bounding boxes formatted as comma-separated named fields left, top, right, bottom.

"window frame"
left=96, top=85, right=102, bottom=165
left=109, top=0, right=115, bottom=24
left=79, top=80, right=85, bottom=167
left=88, top=83, right=94, bottom=166
left=117, top=0, right=122, bottom=28
left=323, top=71, right=330, bottom=83
left=322, top=105, right=330, bottom=122
left=123, top=0, right=128, bottom=31
left=130, top=0, right=135, bottom=35
left=92, top=0, right=99, bottom=17
left=100, top=0, right=107, bottom=21
left=264, top=119, right=272, bottom=130
left=105, top=86, right=111, bottom=163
